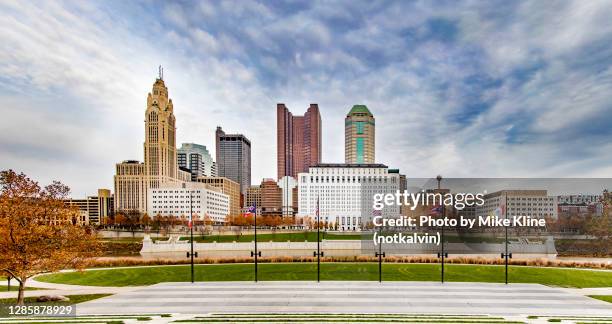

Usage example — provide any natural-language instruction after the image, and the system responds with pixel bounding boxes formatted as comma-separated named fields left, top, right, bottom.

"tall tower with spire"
left=144, top=76, right=177, bottom=185
left=114, top=70, right=188, bottom=213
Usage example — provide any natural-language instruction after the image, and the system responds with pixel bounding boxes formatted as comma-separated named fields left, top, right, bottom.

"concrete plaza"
left=76, top=281, right=612, bottom=317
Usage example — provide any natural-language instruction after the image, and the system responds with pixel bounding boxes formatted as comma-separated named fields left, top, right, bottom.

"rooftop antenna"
left=158, top=65, right=164, bottom=80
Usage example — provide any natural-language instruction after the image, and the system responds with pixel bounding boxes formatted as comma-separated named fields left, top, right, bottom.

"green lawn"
left=0, top=293, right=111, bottom=305
left=0, top=285, right=42, bottom=292
left=0, top=294, right=113, bottom=318
left=589, top=295, right=612, bottom=303
left=35, top=263, right=612, bottom=288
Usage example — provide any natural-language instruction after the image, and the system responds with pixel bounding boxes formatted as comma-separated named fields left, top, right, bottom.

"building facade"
left=245, top=185, right=262, bottom=210
left=196, top=176, right=241, bottom=221
left=114, top=76, right=189, bottom=213
left=345, top=105, right=375, bottom=164
left=114, top=161, right=146, bottom=212
left=215, top=127, right=251, bottom=194
left=557, top=194, right=603, bottom=216
left=147, top=183, right=229, bottom=224
left=557, top=194, right=602, bottom=205
left=64, top=189, right=114, bottom=225
left=277, top=103, right=322, bottom=179
left=297, top=164, right=400, bottom=231
left=260, top=178, right=282, bottom=216
left=278, top=176, right=298, bottom=217
left=477, top=190, right=558, bottom=219
left=178, top=143, right=216, bottom=181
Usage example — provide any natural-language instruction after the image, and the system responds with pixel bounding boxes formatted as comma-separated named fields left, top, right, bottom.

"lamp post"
left=313, top=196, right=324, bottom=282
left=501, top=193, right=512, bottom=284
left=251, top=201, right=260, bottom=282
left=375, top=240, right=385, bottom=283
left=185, top=187, right=198, bottom=283
left=436, top=175, right=448, bottom=283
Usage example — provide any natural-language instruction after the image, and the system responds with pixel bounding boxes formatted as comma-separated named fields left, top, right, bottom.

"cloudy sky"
left=1, top=0, right=611, bottom=196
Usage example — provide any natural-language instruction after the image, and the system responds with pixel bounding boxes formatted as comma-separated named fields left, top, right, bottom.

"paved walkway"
left=0, top=279, right=142, bottom=299
left=76, top=281, right=612, bottom=316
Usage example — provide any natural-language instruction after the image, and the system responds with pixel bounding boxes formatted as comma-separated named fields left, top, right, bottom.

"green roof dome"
left=348, top=104, right=372, bottom=116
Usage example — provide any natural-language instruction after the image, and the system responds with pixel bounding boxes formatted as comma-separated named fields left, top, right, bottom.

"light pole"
left=436, top=175, right=448, bottom=283
left=185, top=187, right=198, bottom=283
left=375, top=240, right=385, bottom=283
left=251, top=201, right=260, bottom=282
left=501, top=193, right=512, bottom=284
left=313, top=196, right=324, bottom=282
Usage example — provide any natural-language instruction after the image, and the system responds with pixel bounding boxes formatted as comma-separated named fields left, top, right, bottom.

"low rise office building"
left=196, top=176, right=241, bottom=220
left=297, top=164, right=400, bottom=231
left=147, top=183, right=229, bottom=224
left=64, top=189, right=114, bottom=225
left=477, top=190, right=558, bottom=219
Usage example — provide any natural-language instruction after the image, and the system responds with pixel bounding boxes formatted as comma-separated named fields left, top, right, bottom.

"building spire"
left=158, top=65, right=164, bottom=80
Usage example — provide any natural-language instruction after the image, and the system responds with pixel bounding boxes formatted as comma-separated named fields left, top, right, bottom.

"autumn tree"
left=586, top=204, right=611, bottom=256
left=124, top=210, right=142, bottom=236
left=141, top=213, right=151, bottom=229
left=114, top=212, right=127, bottom=228
left=282, top=216, right=294, bottom=228
left=0, top=170, right=101, bottom=304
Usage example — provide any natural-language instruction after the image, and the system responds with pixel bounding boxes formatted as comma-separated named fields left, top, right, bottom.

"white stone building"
left=279, top=176, right=297, bottom=217
left=477, top=190, right=558, bottom=219
left=147, top=183, right=230, bottom=224
left=297, top=164, right=400, bottom=231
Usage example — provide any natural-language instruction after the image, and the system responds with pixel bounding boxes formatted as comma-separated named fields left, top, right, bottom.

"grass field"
left=35, top=263, right=612, bottom=288
left=0, top=293, right=111, bottom=305
left=0, top=285, right=43, bottom=292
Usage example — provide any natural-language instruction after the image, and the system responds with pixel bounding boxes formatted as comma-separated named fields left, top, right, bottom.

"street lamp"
left=375, top=241, right=385, bottom=283
left=313, top=196, right=324, bottom=282
left=435, top=175, right=448, bottom=283
left=501, top=193, right=512, bottom=284
left=251, top=201, right=260, bottom=282
left=185, top=185, right=198, bottom=283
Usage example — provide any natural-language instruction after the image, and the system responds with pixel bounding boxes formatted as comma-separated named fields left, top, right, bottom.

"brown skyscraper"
left=277, top=103, right=322, bottom=179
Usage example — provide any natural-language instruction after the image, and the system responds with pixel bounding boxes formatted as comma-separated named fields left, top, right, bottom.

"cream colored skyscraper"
left=114, top=73, right=189, bottom=213
left=144, top=77, right=178, bottom=185
left=345, top=105, right=375, bottom=164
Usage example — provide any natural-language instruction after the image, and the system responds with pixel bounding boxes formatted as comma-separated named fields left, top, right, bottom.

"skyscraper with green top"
left=345, top=105, right=375, bottom=164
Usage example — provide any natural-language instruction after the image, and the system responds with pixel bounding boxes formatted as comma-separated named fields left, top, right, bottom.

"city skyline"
left=2, top=1, right=612, bottom=196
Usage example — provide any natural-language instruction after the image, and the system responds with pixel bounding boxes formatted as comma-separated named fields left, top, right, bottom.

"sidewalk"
left=0, top=278, right=143, bottom=299
left=2, top=276, right=611, bottom=300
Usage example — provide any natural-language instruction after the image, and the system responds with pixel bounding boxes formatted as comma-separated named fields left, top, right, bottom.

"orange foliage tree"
left=0, top=170, right=101, bottom=304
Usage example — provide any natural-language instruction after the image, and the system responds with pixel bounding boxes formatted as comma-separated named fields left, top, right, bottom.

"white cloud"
left=1, top=0, right=611, bottom=197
